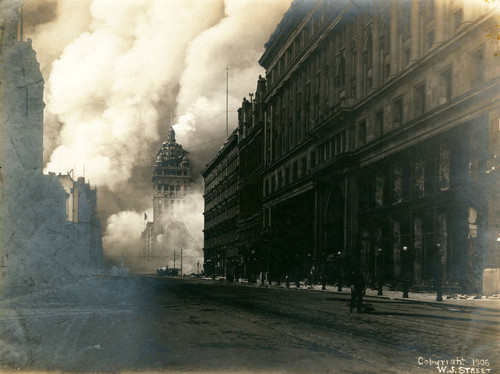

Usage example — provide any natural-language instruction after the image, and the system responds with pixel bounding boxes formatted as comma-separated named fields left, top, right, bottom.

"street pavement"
left=0, top=275, right=499, bottom=373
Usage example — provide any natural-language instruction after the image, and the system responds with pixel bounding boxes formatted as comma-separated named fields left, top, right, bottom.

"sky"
left=22, top=0, right=293, bottom=270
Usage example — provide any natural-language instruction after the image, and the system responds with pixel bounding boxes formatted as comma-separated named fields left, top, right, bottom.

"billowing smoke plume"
left=174, top=0, right=294, bottom=155
left=24, top=0, right=292, bottom=270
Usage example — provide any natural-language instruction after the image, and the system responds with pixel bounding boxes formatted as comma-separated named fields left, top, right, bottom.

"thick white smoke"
left=26, top=0, right=293, bottom=269
left=42, top=0, right=225, bottom=189
left=174, top=0, right=293, bottom=150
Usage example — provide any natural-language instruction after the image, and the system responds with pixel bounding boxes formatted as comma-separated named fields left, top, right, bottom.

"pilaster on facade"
left=202, top=130, right=239, bottom=279
left=202, top=0, right=500, bottom=293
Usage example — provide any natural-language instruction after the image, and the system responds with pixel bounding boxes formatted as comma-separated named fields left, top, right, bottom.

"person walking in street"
left=350, top=268, right=365, bottom=313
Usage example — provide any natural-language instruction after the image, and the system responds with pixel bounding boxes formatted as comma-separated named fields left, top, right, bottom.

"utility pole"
left=226, top=67, right=229, bottom=137
left=180, top=248, right=183, bottom=276
left=174, top=250, right=176, bottom=269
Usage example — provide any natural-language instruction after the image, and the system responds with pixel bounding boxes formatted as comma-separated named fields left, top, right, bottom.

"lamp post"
left=402, top=246, right=409, bottom=298
left=377, top=247, right=383, bottom=295
left=321, top=252, right=327, bottom=290
left=285, top=254, right=290, bottom=288
left=250, top=249, right=256, bottom=283
left=496, top=234, right=500, bottom=265
left=435, top=243, right=443, bottom=301
left=336, top=251, right=342, bottom=292
left=295, top=254, right=300, bottom=288
left=260, top=256, right=265, bottom=286
left=307, top=253, right=312, bottom=286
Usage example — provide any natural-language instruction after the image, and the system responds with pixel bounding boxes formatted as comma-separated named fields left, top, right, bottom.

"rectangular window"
left=403, top=48, right=410, bottom=68
left=414, top=83, right=426, bottom=116
left=384, top=63, right=390, bottom=82
left=470, top=49, right=484, bottom=88
left=374, top=109, right=384, bottom=138
left=292, top=162, right=298, bottom=181
left=439, top=67, right=452, bottom=105
left=349, top=127, right=355, bottom=151
left=454, top=8, right=463, bottom=32
left=318, top=144, right=325, bottom=162
left=285, top=167, right=290, bottom=184
left=301, top=156, right=307, bottom=176
left=310, top=150, right=317, bottom=168
left=358, top=120, right=366, bottom=147
left=393, top=96, right=403, bottom=127
left=426, top=29, right=435, bottom=51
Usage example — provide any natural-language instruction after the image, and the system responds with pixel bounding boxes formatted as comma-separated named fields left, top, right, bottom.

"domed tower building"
left=152, top=127, right=193, bottom=229
left=141, top=127, right=199, bottom=273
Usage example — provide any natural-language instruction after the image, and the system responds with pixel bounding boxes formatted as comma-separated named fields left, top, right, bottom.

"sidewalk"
left=222, top=278, right=500, bottom=312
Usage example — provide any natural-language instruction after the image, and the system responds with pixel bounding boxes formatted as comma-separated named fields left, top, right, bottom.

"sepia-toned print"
left=1, top=0, right=499, bottom=373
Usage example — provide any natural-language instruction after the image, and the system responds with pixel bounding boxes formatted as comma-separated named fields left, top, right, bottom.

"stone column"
left=462, top=0, right=477, bottom=25
left=319, top=44, right=326, bottom=117
left=434, top=0, right=445, bottom=46
left=345, top=170, right=359, bottom=261
left=485, top=191, right=500, bottom=294
left=437, top=211, right=448, bottom=281
left=390, top=1, right=399, bottom=76
left=393, top=162, right=403, bottom=203
left=345, top=25, right=353, bottom=99
left=356, top=14, right=364, bottom=100
left=372, top=5, right=380, bottom=90
left=328, top=34, right=335, bottom=104
left=312, top=52, right=317, bottom=126
left=484, top=110, right=500, bottom=294
left=393, top=221, right=401, bottom=278
left=410, top=0, right=420, bottom=62
left=413, top=215, right=422, bottom=284
left=313, top=188, right=319, bottom=259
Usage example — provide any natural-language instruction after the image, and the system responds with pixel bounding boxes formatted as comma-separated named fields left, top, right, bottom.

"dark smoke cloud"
left=22, top=0, right=57, bottom=33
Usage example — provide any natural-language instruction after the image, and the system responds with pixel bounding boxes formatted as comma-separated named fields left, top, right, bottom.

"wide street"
left=0, top=275, right=499, bottom=373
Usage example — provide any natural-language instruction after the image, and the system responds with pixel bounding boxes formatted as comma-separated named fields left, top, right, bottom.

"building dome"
left=152, top=128, right=190, bottom=180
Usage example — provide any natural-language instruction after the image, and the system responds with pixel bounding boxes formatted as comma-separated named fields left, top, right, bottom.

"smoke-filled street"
left=0, top=276, right=499, bottom=373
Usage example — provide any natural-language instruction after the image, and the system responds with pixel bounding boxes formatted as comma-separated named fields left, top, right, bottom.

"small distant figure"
left=350, top=269, right=365, bottom=313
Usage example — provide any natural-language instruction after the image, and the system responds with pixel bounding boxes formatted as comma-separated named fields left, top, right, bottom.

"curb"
left=212, top=279, right=500, bottom=313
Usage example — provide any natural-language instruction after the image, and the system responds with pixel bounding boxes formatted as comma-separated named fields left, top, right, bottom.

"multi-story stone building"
left=141, top=128, right=196, bottom=271
left=237, top=77, right=266, bottom=282
left=255, top=0, right=500, bottom=293
left=152, top=128, right=193, bottom=229
left=202, top=130, right=239, bottom=279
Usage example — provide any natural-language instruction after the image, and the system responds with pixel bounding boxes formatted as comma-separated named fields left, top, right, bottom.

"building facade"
left=203, top=0, right=500, bottom=294
left=257, top=0, right=500, bottom=293
left=140, top=127, right=196, bottom=271
left=237, top=77, right=267, bottom=282
left=202, top=130, right=239, bottom=279
left=152, top=128, right=193, bottom=230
